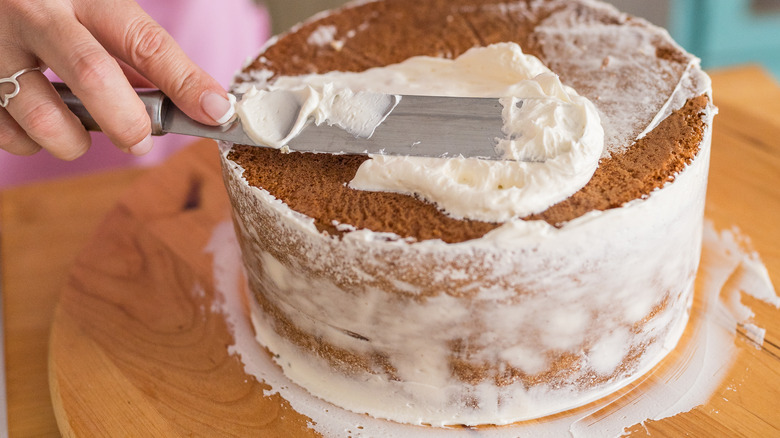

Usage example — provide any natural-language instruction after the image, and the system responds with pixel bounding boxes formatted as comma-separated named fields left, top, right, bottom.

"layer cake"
left=219, top=0, right=715, bottom=426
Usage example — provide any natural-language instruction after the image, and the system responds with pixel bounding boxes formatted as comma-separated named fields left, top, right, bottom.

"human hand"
left=0, top=0, right=235, bottom=159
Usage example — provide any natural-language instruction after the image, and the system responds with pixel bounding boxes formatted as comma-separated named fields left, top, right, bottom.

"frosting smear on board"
left=208, top=219, right=778, bottom=437
left=236, top=43, right=604, bottom=222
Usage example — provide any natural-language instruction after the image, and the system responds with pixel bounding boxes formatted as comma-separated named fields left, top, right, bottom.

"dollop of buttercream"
left=238, top=43, right=604, bottom=222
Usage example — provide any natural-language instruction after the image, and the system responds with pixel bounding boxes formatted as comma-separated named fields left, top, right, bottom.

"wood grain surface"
left=2, top=66, right=779, bottom=437
left=47, top=141, right=320, bottom=437
left=2, top=167, right=146, bottom=437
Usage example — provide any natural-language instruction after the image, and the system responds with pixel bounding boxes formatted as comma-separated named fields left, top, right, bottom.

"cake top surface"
left=227, top=0, right=712, bottom=243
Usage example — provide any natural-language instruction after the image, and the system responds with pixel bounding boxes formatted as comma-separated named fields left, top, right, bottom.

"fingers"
left=77, top=0, right=234, bottom=125
left=1, top=59, right=91, bottom=160
left=117, top=59, right=155, bottom=89
left=3, top=0, right=230, bottom=162
left=24, top=10, right=154, bottom=154
left=0, top=107, right=42, bottom=157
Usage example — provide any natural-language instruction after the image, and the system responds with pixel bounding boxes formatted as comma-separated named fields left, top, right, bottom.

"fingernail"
left=201, top=91, right=236, bottom=125
left=129, top=134, right=154, bottom=156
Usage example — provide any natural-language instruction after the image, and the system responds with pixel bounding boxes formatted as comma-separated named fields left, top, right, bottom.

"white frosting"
left=236, top=85, right=396, bottom=148
left=306, top=24, right=338, bottom=46
left=237, top=43, right=605, bottom=222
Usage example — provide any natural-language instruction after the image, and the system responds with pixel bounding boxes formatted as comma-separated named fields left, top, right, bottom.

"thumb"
left=76, top=0, right=234, bottom=125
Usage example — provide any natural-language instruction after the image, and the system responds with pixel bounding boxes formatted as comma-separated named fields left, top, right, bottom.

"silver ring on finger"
left=0, top=67, right=42, bottom=108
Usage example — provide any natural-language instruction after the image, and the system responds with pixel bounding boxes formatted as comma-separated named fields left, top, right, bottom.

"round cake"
left=219, top=0, right=715, bottom=427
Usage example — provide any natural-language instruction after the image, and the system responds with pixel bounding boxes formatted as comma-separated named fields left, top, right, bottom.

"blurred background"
left=264, top=0, right=780, bottom=78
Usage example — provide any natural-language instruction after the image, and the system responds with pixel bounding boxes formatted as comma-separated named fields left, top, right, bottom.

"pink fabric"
left=0, top=0, right=270, bottom=187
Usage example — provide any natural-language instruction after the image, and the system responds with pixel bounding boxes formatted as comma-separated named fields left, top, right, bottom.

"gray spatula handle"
left=53, top=82, right=169, bottom=135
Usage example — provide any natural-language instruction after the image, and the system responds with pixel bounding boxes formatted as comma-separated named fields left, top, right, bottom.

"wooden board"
left=47, top=143, right=317, bottom=437
left=1, top=166, right=147, bottom=437
left=46, top=67, right=780, bottom=437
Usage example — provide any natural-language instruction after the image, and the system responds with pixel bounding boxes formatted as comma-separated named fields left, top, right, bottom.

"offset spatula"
left=53, top=82, right=506, bottom=160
